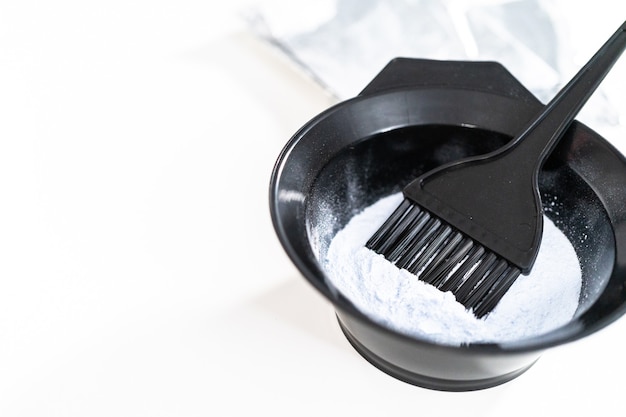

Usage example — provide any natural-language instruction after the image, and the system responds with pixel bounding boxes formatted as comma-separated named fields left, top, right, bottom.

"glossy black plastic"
left=368, top=22, right=626, bottom=317
left=269, top=58, right=626, bottom=390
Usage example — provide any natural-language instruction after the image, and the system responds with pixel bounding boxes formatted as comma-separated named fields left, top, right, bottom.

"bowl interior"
left=306, top=124, right=614, bottom=322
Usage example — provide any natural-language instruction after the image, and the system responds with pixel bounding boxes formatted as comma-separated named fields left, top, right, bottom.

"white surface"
left=0, top=1, right=625, bottom=416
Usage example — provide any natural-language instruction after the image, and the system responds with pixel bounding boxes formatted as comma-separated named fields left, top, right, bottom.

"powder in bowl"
left=323, top=192, right=582, bottom=346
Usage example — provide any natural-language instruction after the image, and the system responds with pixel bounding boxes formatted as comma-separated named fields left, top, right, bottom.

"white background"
left=1, top=1, right=626, bottom=416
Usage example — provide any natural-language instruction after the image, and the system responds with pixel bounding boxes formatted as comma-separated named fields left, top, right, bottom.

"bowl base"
left=337, top=317, right=539, bottom=391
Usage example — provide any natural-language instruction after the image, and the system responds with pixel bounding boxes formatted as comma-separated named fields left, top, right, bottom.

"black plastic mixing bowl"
left=269, top=58, right=626, bottom=391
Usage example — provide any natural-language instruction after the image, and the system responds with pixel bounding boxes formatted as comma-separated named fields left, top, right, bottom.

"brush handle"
left=510, top=21, right=626, bottom=166
left=404, top=20, right=626, bottom=273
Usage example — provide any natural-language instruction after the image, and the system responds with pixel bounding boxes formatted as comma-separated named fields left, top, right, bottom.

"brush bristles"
left=365, top=199, right=521, bottom=318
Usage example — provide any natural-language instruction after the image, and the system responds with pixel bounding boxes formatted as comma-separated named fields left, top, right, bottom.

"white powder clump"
left=324, top=192, right=582, bottom=346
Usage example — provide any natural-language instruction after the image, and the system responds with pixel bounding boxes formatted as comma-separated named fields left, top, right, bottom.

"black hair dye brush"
left=366, top=21, right=626, bottom=318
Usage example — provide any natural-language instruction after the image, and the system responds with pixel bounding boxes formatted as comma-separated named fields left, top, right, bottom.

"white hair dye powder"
left=323, top=192, right=582, bottom=346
